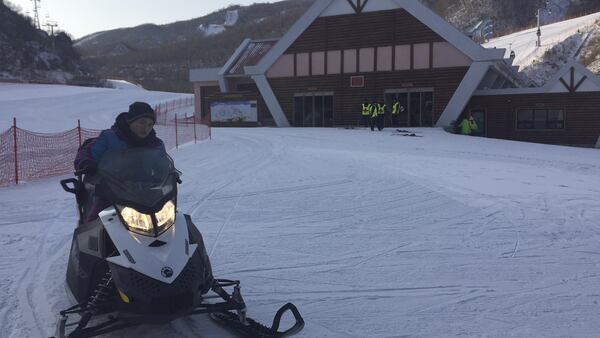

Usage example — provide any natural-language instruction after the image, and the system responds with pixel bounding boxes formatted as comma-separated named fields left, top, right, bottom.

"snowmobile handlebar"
left=60, top=178, right=81, bottom=194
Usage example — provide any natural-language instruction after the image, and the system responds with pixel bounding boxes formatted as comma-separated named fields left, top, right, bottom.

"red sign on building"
left=350, top=76, right=365, bottom=88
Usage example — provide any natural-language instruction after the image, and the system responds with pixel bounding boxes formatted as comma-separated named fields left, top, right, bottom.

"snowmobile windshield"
left=98, top=148, right=177, bottom=211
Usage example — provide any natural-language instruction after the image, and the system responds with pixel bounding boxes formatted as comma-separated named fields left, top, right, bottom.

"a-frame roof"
left=474, top=61, right=600, bottom=96
left=245, top=0, right=506, bottom=75
left=543, top=60, right=600, bottom=93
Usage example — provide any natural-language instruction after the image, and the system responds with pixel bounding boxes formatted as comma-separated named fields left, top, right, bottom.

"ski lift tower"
left=535, top=8, right=541, bottom=47
left=535, top=1, right=552, bottom=48
left=31, top=0, right=42, bottom=30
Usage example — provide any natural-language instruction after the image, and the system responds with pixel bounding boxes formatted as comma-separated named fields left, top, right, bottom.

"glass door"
left=409, top=92, right=421, bottom=127
left=324, top=95, right=334, bottom=127
left=303, top=96, right=314, bottom=127
left=293, top=96, right=303, bottom=127
left=384, top=89, right=434, bottom=127
left=470, top=109, right=486, bottom=136
left=293, top=93, right=334, bottom=127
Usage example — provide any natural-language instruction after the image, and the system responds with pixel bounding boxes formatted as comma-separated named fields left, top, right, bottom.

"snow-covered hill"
left=484, top=11, right=600, bottom=85
left=0, top=83, right=192, bottom=132
left=1, top=85, right=600, bottom=337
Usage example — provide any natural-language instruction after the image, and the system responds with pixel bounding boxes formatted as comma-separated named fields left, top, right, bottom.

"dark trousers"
left=391, top=114, right=400, bottom=127
left=370, top=116, right=376, bottom=131
left=361, top=115, right=370, bottom=128
left=377, top=114, right=385, bottom=131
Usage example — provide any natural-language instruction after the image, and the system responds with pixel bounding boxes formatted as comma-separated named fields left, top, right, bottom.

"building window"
left=395, top=45, right=411, bottom=70
left=312, top=51, right=325, bottom=75
left=343, top=49, right=357, bottom=73
left=377, top=46, right=393, bottom=71
left=413, top=43, right=430, bottom=69
left=327, top=50, right=342, bottom=75
left=296, top=53, right=310, bottom=77
left=517, top=109, right=564, bottom=130
left=359, top=48, right=374, bottom=72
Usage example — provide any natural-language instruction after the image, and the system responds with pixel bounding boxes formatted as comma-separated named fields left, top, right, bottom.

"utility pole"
left=44, top=21, right=58, bottom=51
left=31, top=0, right=41, bottom=30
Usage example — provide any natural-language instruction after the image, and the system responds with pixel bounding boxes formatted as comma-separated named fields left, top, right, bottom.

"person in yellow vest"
left=376, top=101, right=386, bottom=131
left=361, top=99, right=371, bottom=128
left=391, top=98, right=403, bottom=127
left=458, top=114, right=478, bottom=135
left=370, top=100, right=378, bottom=131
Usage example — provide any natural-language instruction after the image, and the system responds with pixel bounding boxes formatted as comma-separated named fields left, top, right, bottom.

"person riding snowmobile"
left=74, top=101, right=164, bottom=222
left=59, top=108, right=305, bottom=337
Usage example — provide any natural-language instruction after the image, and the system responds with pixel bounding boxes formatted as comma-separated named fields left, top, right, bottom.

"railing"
left=154, top=97, right=195, bottom=125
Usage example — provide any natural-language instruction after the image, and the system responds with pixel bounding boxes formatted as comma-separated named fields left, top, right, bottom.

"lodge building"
left=190, top=0, right=600, bottom=147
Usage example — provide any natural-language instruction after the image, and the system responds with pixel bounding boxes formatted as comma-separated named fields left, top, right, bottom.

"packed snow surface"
left=1, top=85, right=600, bottom=337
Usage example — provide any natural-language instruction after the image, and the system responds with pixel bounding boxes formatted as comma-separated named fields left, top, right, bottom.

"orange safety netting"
left=0, top=127, right=101, bottom=186
left=154, top=97, right=194, bottom=125
left=0, top=114, right=210, bottom=187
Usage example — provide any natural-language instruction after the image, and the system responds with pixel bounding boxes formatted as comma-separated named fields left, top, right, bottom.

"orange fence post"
left=13, top=117, right=18, bottom=185
left=175, top=114, right=179, bottom=149
left=193, top=113, right=197, bottom=144
left=77, top=119, right=82, bottom=146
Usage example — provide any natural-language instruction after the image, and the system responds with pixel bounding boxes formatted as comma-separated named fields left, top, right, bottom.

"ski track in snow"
left=1, top=127, right=600, bottom=337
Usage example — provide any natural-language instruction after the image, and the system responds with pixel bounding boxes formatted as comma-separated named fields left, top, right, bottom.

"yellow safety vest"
left=362, top=104, right=371, bottom=116
left=377, top=104, right=386, bottom=114
left=392, top=102, right=400, bottom=115
left=370, top=105, right=378, bottom=118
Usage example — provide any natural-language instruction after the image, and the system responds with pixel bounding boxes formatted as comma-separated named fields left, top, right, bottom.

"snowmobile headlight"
left=119, top=206, right=154, bottom=236
left=155, top=200, right=176, bottom=233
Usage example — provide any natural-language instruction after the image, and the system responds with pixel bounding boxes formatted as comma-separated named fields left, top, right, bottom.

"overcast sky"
left=7, top=0, right=283, bottom=39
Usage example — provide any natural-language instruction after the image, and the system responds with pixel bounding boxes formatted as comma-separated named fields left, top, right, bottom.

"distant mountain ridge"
left=75, top=0, right=313, bottom=92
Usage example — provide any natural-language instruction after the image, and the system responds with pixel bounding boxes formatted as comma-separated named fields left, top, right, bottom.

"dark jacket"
left=75, top=112, right=165, bottom=170
left=74, top=113, right=165, bottom=222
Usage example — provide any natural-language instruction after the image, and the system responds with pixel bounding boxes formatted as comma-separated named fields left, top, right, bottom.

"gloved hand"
left=79, top=160, right=98, bottom=176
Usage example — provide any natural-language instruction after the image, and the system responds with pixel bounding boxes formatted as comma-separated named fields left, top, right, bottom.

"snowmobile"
left=56, top=148, right=304, bottom=338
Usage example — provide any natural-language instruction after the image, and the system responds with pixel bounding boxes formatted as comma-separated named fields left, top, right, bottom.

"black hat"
left=126, top=102, right=156, bottom=123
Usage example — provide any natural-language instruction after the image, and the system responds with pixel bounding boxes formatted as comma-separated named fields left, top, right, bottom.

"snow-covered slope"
left=484, top=11, right=600, bottom=84
left=105, top=79, right=144, bottom=90
left=197, top=23, right=226, bottom=37
left=1, top=86, right=600, bottom=337
left=0, top=83, right=192, bottom=132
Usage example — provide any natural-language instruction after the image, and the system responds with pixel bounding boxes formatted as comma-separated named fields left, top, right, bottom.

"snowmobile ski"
left=210, top=302, right=305, bottom=338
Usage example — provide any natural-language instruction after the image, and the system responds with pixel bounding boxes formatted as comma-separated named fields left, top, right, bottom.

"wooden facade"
left=268, top=9, right=470, bottom=126
left=286, top=9, right=444, bottom=53
left=269, top=68, right=467, bottom=126
left=465, top=92, right=600, bottom=146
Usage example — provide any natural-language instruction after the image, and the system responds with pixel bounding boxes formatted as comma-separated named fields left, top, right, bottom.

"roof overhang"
left=189, top=67, right=221, bottom=83
left=474, top=61, right=600, bottom=95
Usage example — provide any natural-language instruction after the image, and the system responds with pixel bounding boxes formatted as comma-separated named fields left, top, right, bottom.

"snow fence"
left=0, top=114, right=209, bottom=187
